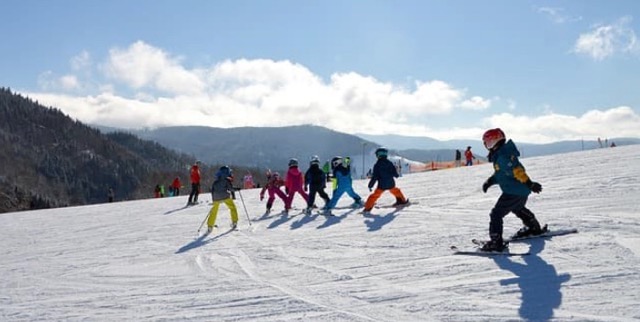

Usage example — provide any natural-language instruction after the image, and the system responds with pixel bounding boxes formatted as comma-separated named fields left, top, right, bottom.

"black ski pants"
left=489, top=193, right=538, bottom=240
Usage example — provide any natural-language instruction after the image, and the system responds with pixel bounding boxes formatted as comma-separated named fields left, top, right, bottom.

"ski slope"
left=2, top=145, right=639, bottom=321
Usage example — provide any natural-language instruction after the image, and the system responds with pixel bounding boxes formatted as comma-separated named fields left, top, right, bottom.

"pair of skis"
left=451, top=227, right=579, bottom=256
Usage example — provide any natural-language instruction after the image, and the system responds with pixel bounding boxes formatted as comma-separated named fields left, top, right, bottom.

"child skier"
left=480, top=128, right=545, bottom=252
left=259, top=170, right=287, bottom=214
left=304, top=156, right=330, bottom=214
left=324, top=156, right=363, bottom=214
left=284, top=158, right=308, bottom=213
left=363, top=147, right=408, bottom=214
left=206, top=166, right=239, bottom=232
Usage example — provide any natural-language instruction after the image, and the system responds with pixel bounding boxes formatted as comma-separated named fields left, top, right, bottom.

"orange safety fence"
left=408, top=160, right=483, bottom=173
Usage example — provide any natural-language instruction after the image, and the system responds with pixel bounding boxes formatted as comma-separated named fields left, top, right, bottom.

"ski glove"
left=482, top=177, right=496, bottom=193
left=527, top=180, right=542, bottom=193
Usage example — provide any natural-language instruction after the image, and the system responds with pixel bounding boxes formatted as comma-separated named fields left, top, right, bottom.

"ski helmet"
left=217, top=165, right=232, bottom=178
left=331, top=156, right=343, bottom=168
left=288, top=158, right=299, bottom=167
left=310, top=155, right=320, bottom=165
left=375, top=147, right=388, bottom=158
left=482, top=128, right=506, bottom=150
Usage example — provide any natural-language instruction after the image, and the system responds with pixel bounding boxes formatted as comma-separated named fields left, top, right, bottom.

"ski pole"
left=196, top=211, right=211, bottom=234
left=236, top=188, right=252, bottom=226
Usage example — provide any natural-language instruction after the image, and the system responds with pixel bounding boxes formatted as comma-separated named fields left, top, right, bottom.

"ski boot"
left=512, top=223, right=547, bottom=239
left=480, top=238, right=508, bottom=252
left=230, top=222, right=237, bottom=230
left=392, top=198, right=409, bottom=207
left=304, top=207, right=312, bottom=215
left=350, top=199, right=364, bottom=208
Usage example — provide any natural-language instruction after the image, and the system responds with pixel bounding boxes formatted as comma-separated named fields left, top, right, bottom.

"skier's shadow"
left=363, top=208, right=400, bottom=232
left=317, top=208, right=358, bottom=229
left=164, top=205, right=189, bottom=215
left=175, top=230, right=233, bottom=254
left=290, top=213, right=318, bottom=230
left=267, top=212, right=297, bottom=229
left=493, top=239, right=571, bottom=321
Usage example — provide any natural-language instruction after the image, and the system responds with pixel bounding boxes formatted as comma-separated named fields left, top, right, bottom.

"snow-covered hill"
left=2, top=145, right=639, bottom=321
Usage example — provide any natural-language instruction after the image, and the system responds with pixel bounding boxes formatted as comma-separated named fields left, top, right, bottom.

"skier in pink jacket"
left=259, top=170, right=287, bottom=214
left=284, top=158, right=308, bottom=213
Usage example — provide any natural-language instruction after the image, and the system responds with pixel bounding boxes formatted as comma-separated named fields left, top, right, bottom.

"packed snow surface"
left=2, top=145, right=639, bottom=321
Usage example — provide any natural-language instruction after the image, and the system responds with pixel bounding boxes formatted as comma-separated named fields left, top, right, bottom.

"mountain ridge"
left=101, top=125, right=640, bottom=170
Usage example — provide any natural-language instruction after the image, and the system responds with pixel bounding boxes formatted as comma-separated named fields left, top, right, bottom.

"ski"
left=450, top=245, right=530, bottom=257
left=472, top=227, right=579, bottom=245
left=198, top=225, right=237, bottom=238
left=374, top=200, right=416, bottom=209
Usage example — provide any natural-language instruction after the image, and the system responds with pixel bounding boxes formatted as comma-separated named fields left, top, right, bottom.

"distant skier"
left=455, top=149, right=462, bottom=167
left=259, top=170, right=287, bottom=214
left=479, top=128, right=545, bottom=252
left=206, top=166, right=239, bottom=232
left=284, top=158, right=308, bottom=213
left=171, top=176, right=181, bottom=196
left=324, top=156, right=363, bottom=214
left=304, top=156, right=331, bottom=214
left=107, top=187, right=114, bottom=203
left=187, top=161, right=201, bottom=205
left=154, top=184, right=161, bottom=198
left=243, top=172, right=255, bottom=189
left=465, top=146, right=476, bottom=166
left=363, top=147, right=408, bottom=214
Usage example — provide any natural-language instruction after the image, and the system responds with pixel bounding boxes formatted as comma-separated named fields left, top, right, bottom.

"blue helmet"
left=216, top=165, right=232, bottom=178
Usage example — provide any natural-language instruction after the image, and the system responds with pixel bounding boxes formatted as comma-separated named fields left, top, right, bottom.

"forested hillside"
left=0, top=88, right=254, bottom=213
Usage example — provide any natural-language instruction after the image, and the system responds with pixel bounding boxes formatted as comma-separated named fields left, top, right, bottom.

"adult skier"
left=465, top=146, right=476, bottom=166
left=187, top=161, right=201, bottom=205
left=480, top=128, right=545, bottom=252
left=206, top=166, right=239, bottom=232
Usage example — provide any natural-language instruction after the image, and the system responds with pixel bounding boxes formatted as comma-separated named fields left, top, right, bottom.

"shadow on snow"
left=175, top=229, right=235, bottom=254
left=493, top=239, right=571, bottom=321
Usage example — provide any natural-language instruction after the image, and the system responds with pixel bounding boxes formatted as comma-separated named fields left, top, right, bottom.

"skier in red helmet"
left=479, top=128, right=546, bottom=252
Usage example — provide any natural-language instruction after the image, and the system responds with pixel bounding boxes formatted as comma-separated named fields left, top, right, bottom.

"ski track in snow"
left=1, top=145, right=640, bottom=321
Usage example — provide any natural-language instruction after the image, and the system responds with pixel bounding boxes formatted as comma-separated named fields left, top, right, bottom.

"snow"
left=2, top=145, right=640, bottom=321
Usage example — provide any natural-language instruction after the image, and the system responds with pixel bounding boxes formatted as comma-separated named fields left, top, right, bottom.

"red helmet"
left=482, top=128, right=505, bottom=150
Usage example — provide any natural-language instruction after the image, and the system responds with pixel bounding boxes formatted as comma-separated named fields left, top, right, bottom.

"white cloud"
left=574, top=16, right=639, bottom=60
left=103, top=41, right=205, bottom=95
left=460, top=96, right=491, bottom=110
left=23, top=41, right=640, bottom=144
left=59, top=75, right=80, bottom=90
left=537, top=7, right=582, bottom=24
left=485, top=106, right=640, bottom=143
left=70, top=51, right=92, bottom=71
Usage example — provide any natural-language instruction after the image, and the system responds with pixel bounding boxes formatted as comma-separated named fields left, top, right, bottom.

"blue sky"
left=1, top=0, right=639, bottom=143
